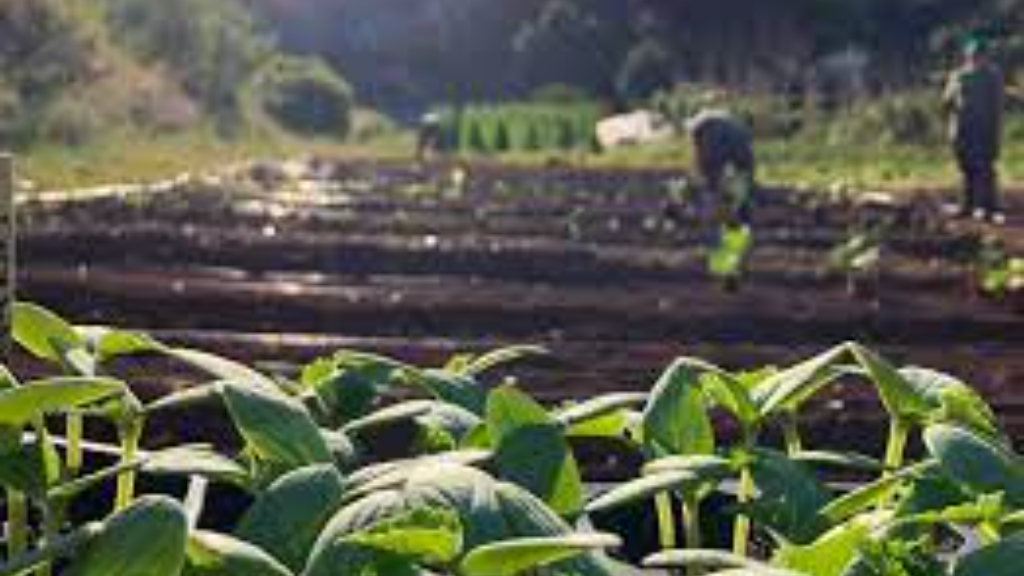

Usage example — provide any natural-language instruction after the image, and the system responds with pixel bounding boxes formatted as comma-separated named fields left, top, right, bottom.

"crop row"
left=0, top=303, right=1020, bottom=576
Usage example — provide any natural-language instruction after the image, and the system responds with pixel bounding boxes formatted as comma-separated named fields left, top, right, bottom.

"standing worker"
left=416, top=111, right=443, bottom=162
left=686, top=107, right=757, bottom=226
left=943, top=37, right=1005, bottom=224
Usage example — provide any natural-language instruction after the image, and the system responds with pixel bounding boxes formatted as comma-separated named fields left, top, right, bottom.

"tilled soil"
left=14, top=159, right=1024, bottom=449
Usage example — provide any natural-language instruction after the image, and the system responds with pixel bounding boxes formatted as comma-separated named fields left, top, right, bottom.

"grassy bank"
left=12, top=114, right=1023, bottom=195
left=15, top=124, right=413, bottom=191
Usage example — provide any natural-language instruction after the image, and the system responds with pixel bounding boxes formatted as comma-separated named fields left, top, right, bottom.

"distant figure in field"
left=416, top=111, right=443, bottom=162
left=943, top=37, right=1005, bottom=223
left=686, top=108, right=756, bottom=225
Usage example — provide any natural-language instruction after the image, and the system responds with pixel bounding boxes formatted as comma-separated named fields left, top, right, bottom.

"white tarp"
left=596, top=110, right=675, bottom=150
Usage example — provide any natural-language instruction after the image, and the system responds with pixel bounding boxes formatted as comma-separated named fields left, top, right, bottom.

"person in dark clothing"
left=416, top=111, right=443, bottom=162
left=943, top=37, right=1005, bottom=223
left=686, top=108, right=756, bottom=225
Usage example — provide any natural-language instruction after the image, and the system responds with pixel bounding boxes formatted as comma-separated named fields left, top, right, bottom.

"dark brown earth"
left=13, top=159, right=1024, bottom=450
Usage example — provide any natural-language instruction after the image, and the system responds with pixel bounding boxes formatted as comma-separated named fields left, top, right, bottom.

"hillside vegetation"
left=248, top=0, right=1023, bottom=108
left=0, top=0, right=355, bottom=157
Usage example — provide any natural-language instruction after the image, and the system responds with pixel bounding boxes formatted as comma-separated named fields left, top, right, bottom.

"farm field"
left=14, top=159, right=1024, bottom=450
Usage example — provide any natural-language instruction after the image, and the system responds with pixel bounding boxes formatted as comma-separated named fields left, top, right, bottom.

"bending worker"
left=943, top=37, right=1005, bottom=224
left=686, top=107, right=756, bottom=226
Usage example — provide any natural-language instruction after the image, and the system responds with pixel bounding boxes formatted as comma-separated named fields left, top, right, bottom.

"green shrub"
left=103, top=0, right=270, bottom=119
left=493, top=120, right=512, bottom=152
left=439, top=102, right=600, bottom=154
left=530, top=83, right=592, bottom=104
left=253, top=56, right=354, bottom=139
left=617, top=40, right=675, bottom=104
left=823, top=92, right=944, bottom=147
left=35, top=96, right=103, bottom=146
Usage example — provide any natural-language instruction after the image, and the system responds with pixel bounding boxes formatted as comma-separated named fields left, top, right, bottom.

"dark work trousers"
left=956, top=151, right=999, bottom=213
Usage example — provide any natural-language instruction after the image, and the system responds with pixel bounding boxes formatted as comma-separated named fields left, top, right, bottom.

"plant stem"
left=654, top=492, right=677, bottom=551
left=781, top=412, right=803, bottom=456
left=6, top=489, right=29, bottom=559
left=733, top=465, right=754, bottom=557
left=35, top=501, right=63, bottom=576
left=681, top=493, right=701, bottom=549
left=66, top=413, right=83, bottom=478
left=0, top=523, right=101, bottom=576
left=681, top=493, right=703, bottom=575
left=733, top=432, right=758, bottom=558
left=114, top=420, right=142, bottom=512
left=883, top=418, right=910, bottom=473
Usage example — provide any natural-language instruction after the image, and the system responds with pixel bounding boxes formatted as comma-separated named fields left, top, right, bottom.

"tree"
left=617, top=39, right=675, bottom=103
left=103, top=0, right=272, bottom=120
left=254, top=56, right=355, bottom=138
left=513, top=0, right=632, bottom=98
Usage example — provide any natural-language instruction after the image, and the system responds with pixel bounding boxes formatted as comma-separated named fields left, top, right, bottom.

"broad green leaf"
left=145, top=384, right=223, bottom=413
left=585, top=469, right=696, bottom=514
left=0, top=377, right=124, bottom=426
left=485, top=385, right=552, bottom=441
left=487, top=386, right=583, bottom=517
left=642, top=454, right=734, bottom=478
left=235, top=465, right=347, bottom=572
left=710, top=568, right=814, bottom=576
left=893, top=473, right=972, bottom=520
left=185, top=531, right=293, bottom=576
left=94, top=329, right=164, bottom=363
left=346, top=450, right=492, bottom=496
left=321, top=429, right=360, bottom=471
left=65, top=496, right=189, bottom=576
left=416, top=402, right=482, bottom=441
left=774, top=513, right=884, bottom=576
left=642, top=360, right=714, bottom=457
left=1003, top=509, right=1024, bottom=530
left=848, top=344, right=929, bottom=420
left=752, top=345, right=847, bottom=416
left=412, top=369, right=488, bottom=416
left=554, top=393, right=648, bottom=429
left=344, top=507, right=463, bottom=565
left=328, top=464, right=505, bottom=551
left=12, top=302, right=86, bottom=365
left=170, top=348, right=278, bottom=390
left=564, top=410, right=631, bottom=439
left=952, top=536, right=1024, bottom=576
left=301, top=541, right=425, bottom=576
left=645, top=549, right=778, bottom=571
left=457, top=345, right=549, bottom=377
left=924, top=424, right=1024, bottom=506
left=494, top=481, right=573, bottom=538
left=221, top=383, right=332, bottom=471
left=745, top=449, right=831, bottom=544
left=144, top=445, right=251, bottom=488
left=0, top=365, right=19, bottom=391
left=460, top=533, right=621, bottom=576
left=302, top=352, right=402, bottom=424
left=900, top=367, right=998, bottom=436
left=403, top=464, right=510, bottom=548
left=494, top=424, right=583, bottom=518
left=790, top=451, right=883, bottom=473
left=0, top=436, right=62, bottom=494
left=671, top=357, right=761, bottom=425
left=342, top=400, right=435, bottom=435
left=820, top=461, right=935, bottom=524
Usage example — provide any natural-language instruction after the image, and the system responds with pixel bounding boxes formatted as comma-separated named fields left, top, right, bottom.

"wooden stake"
left=0, top=154, right=15, bottom=363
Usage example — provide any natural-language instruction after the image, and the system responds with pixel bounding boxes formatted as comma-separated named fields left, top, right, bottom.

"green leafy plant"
left=708, top=224, right=754, bottom=290
left=829, top=226, right=884, bottom=298
left=0, top=303, right=1019, bottom=576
